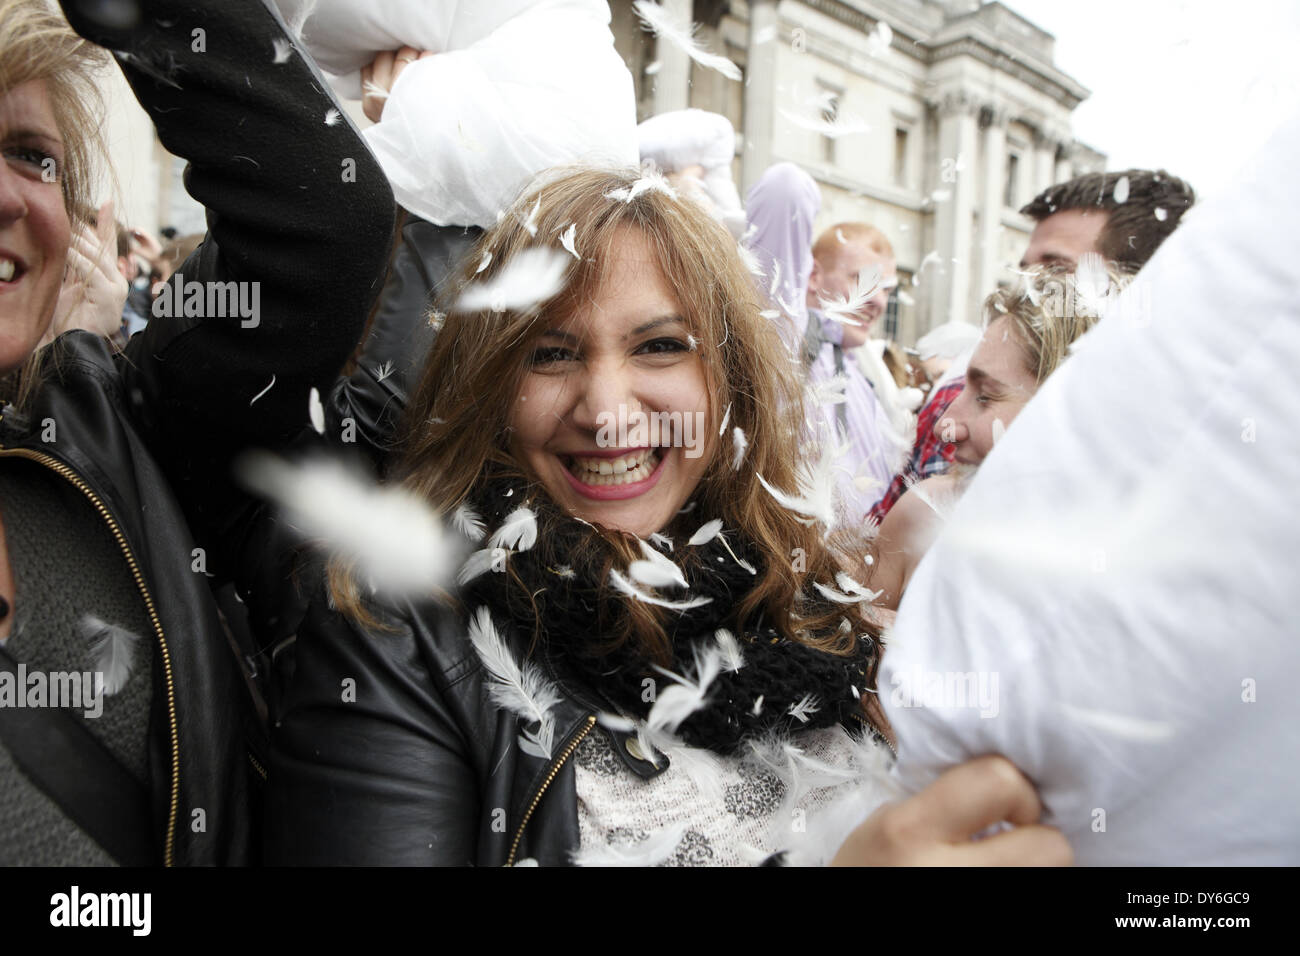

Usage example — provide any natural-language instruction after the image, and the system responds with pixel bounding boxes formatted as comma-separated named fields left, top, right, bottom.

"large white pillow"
left=274, top=0, right=638, bottom=227
left=881, top=111, right=1300, bottom=864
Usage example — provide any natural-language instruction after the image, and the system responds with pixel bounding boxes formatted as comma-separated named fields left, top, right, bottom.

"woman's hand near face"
left=361, top=47, right=435, bottom=124
left=831, top=754, right=1073, bottom=866
left=43, top=201, right=128, bottom=347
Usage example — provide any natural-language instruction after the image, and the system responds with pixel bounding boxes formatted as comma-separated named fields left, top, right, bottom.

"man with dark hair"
left=869, top=167, right=1196, bottom=524
left=1019, top=168, right=1195, bottom=270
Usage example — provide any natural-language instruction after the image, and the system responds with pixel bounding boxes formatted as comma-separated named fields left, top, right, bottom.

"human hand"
left=44, top=201, right=130, bottom=347
left=360, top=46, right=434, bottom=124
left=831, top=754, right=1073, bottom=866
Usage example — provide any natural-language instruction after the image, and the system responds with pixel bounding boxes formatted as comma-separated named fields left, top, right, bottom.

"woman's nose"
left=571, top=361, right=641, bottom=433
left=934, top=409, right=969, bottom=445
left=0, top=165, right=30, bottom=225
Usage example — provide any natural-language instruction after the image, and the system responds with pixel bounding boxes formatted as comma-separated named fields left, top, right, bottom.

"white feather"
left=731, top=427, right=748, bottom=470
left=787, top=693, right=821, bottom=723
left=1074, top=252, right=1112, bottom=316
left=324, top=108, right=341, bottom=127
left=632, top=0, right=741, bottom=80
left=687, top=518, right=723, bottom=546
left=271, top=38, right=293, bottom=65
left=308, top=387, right=325, bottom=434
left=570, top=821, right=688, bottom=867
left=238, top=453, right=458, bottom=596
left=488, top=506, right=538, bottom=552
left=756, top=431, right=843, bottom=530
left=453, top=247, right=570, bottom=314
left=808, top=373, right=849, bottom=407
left=737, top=243, right=764, bottom=277
left=609, top=569, right=712, bottom=611
left=596, top=712, right=638, bottom=733
left=249, top=374, right=275, bottom=406
left=1061, top=703, right=1175, bottom=741
left=813, top=580, right=881, bottom=604
left=451, top=503, right=486, bottom=542
left=604, top=169, right=678, bottom=204
left=475, top=251, right=492, bottom=274
left=1113, top=174, right=1130, bottom=204
left=649, top=532, right=674, bottom=552
left=780, top=107, right=870, bottom=139
left=457, top=547, right=500, bottom=585
left=559, top=222, right=580, bottom=260
left=521, top=197, right=542, bottom=237
left=374, top=359, right=394, bottom=383
left=818, top=265, right=886, bottom=323
left=629, top=540, right=688, bottom=590
left=83, top=615, right=140, bottom=697
left=718, top=403, right=732, bottom=437
left=467, top=607, right=562, bottom=759
left=360, top=79, right=389, bottom=101
left=714, top=628, right=745, bottom=672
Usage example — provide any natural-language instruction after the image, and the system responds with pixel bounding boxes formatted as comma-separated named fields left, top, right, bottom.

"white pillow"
left=881, top=111, right=1300, bottom=864
left=274, top=0, right=638, bottom=227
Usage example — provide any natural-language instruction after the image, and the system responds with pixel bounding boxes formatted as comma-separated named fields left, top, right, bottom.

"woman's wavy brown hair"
left=331, top=166, right=879, bottom=668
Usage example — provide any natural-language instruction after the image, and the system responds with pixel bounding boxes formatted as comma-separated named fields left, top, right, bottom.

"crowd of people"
left=1, top=0, right=1295, bottom=868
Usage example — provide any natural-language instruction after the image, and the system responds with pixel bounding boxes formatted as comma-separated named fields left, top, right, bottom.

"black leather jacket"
left=0, top=0, right=394, bottom=864
left=267, top=579, right=886, bottom=866
left=268, top=582, right=669, bottom=866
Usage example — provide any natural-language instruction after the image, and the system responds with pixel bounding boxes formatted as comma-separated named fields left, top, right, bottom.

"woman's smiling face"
left=0, top=79, right=70, bottom=374
left=508, top=226, right=714, bottom=537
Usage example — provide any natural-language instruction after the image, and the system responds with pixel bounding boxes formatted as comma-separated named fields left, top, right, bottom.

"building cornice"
left=791, top=0, right=1090, bottom=110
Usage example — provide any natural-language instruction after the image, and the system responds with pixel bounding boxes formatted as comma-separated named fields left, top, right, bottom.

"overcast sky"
left=1002, top=0, right=1300, bottom=198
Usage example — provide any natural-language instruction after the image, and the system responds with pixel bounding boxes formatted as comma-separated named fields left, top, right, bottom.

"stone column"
left=978, top=103, right=1009, bottom=303
left=1034, top=128, right=1059, bottom=197
left=930, top=89, right=979, bottom=329
left=741, top=0, right=779, bottom=192
left=651, top=0, right=693, bottom=115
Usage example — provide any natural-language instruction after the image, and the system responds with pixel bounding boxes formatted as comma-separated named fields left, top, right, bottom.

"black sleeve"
left=265, top=598, right=482, bottom=865
left=59, top=0, right=396, bottom=569
left=327, top=215, right=481, bottom=474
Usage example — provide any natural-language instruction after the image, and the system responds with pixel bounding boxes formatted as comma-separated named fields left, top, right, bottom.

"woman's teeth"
left=0, top=259, right=16, bottom=282
left=566, top=449, right=660, bottom=485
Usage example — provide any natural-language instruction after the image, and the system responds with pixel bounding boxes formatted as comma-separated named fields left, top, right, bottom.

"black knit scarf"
left=462, top=471, right=877, bottom=755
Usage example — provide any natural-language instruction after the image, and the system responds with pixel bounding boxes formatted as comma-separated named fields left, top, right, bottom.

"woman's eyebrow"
left=3, top=127, right=63, bottom=150
left=628, top=315, right=686, bottom=338
left=540, top=315, right=685, bottom=344
left=966, top=365, right=1008, bottom=390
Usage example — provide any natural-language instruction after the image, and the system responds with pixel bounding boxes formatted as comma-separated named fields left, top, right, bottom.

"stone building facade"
left=611, top=0, right=1106, bottom=345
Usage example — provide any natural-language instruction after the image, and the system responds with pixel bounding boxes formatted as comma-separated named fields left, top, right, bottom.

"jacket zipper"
left=0, top=445, right=182, bottom=866
left=853, top=710, right=897, bottom=757
left=505, top=714, right=596, bottom=867
left=247, top=749, right=268, bottom=781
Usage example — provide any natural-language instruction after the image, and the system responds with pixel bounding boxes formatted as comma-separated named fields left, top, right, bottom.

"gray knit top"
left=0, top=458, right=154, bottom=865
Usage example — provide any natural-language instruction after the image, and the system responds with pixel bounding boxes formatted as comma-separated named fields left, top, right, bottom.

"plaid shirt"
left=867, top=377, right=964, bottom=523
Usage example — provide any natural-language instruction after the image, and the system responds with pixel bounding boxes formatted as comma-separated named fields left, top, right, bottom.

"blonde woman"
left=869, top=266, right=1125, bottom=609
left=0, top=0, right=393, bottom=864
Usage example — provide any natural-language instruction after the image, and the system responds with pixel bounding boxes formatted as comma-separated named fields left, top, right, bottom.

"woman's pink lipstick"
left=559, top=448, right=667, bottom=500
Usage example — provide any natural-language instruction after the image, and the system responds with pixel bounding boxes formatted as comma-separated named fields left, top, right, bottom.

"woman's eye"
left=975, top=393, right=993, bottom=406
left=637, top=337, right=690, bottom=356
left=529, top=346, right=577, bottom=366
left=5, top=146, right=58, bottom=179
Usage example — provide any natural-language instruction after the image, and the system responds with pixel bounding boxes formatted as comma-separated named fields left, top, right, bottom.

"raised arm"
left=59, top=0, right=395, bottom=562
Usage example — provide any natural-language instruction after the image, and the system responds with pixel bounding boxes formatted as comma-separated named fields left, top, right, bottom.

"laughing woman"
left=0, top=0, right=392, bottom=864
left=268, top=168, right=1069, bottom=867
